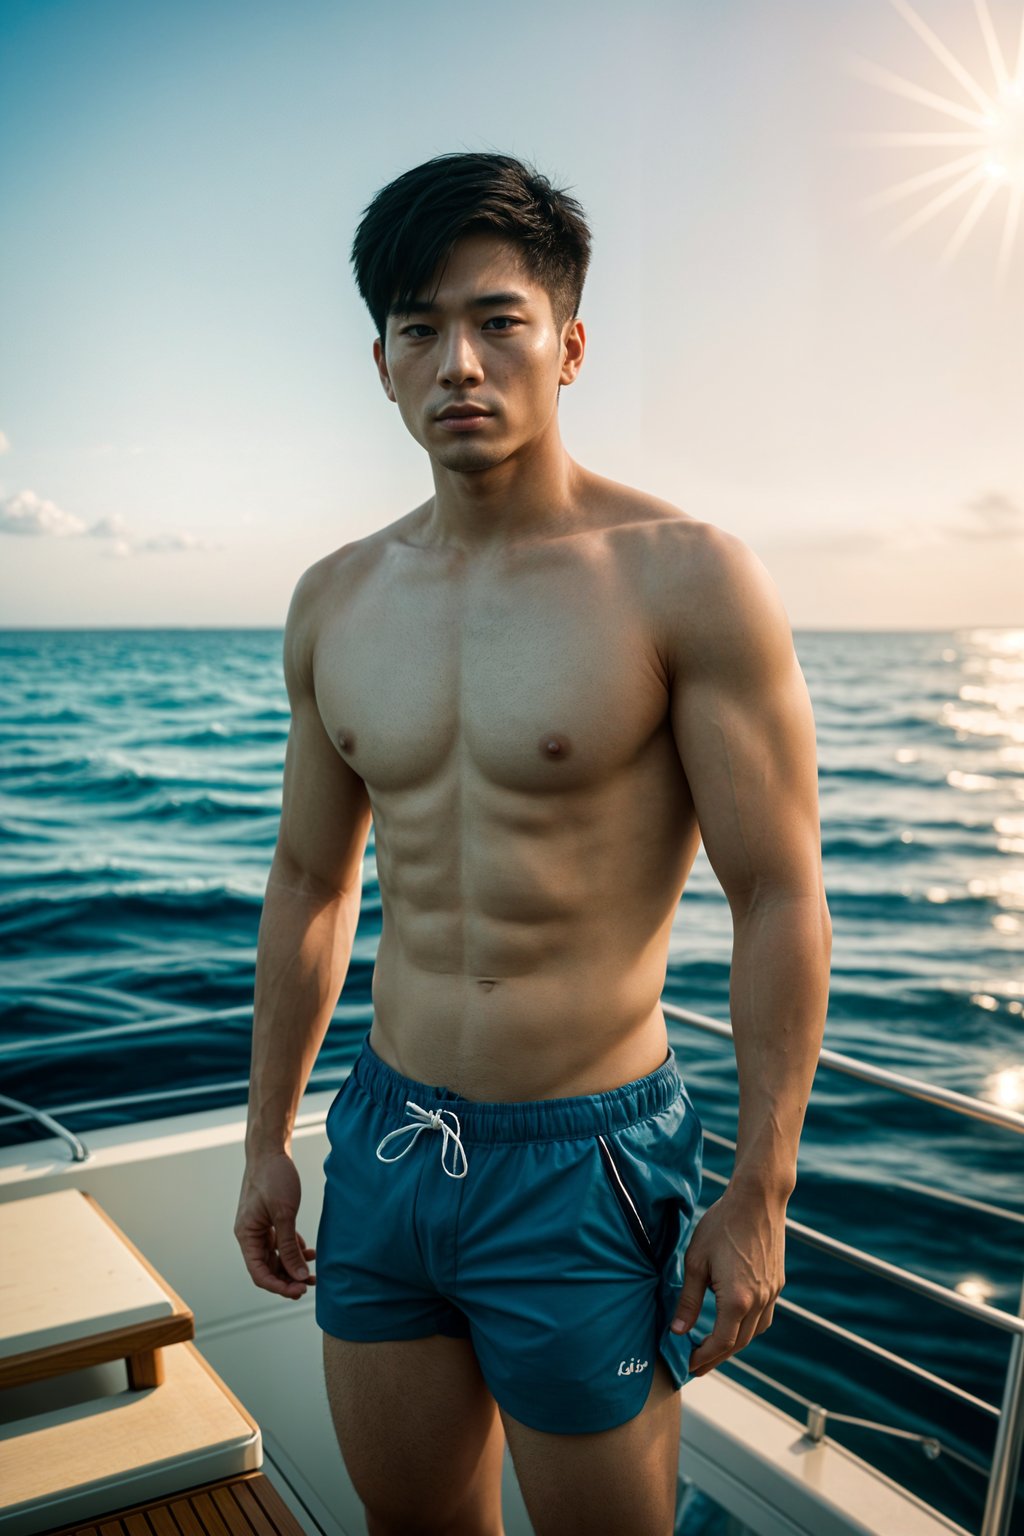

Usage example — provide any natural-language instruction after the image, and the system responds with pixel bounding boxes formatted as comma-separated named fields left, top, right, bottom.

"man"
left=234, top=151, right=831, bottom=1536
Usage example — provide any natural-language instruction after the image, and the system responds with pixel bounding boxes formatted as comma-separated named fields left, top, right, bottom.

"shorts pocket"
left=596, top=1133, right=658, bottom=1269
left=323, top=1071, right=357, bottom=1148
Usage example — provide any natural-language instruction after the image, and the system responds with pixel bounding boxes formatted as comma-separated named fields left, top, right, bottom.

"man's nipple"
left=336, top=729, right=355, bottom=754
left=539, top=731, right=571, bottom=759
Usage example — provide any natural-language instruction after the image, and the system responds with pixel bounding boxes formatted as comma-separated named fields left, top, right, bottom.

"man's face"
left=374, top=232, right=583, bottom=470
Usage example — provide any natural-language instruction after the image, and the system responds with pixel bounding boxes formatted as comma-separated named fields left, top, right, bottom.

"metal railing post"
left=981, top=1272, right=1024, bottom=1536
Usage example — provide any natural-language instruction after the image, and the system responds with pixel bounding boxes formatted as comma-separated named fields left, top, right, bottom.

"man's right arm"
left=244, top=557, right=373, bottom=1162
left=234, top=557, right=372, bottom=1299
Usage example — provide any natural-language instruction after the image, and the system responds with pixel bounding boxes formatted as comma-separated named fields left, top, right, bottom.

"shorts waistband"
left=350, top=1030, right=683, bottom=1143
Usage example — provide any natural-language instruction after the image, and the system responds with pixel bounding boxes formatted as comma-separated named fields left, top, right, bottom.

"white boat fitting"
left=0, top=1004, right=1021, bottom=1536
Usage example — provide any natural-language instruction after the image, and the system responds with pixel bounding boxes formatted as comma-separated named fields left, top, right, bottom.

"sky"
left=1, top=0, right=1022, bottom=629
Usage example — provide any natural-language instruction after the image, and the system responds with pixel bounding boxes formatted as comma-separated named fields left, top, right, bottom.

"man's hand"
left=234, top=1151, right=317, bottom=1300
left=670, top=1184, right=787, bottom=1376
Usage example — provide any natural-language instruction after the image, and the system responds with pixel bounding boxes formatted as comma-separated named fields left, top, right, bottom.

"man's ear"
left=373, top=336, right=396, bottom=402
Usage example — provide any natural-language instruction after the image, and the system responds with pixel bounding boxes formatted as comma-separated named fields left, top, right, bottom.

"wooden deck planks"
left=34, top=1473, right=311, bottom=1536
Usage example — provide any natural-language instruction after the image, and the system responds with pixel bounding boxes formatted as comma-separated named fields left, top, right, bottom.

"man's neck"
left=419, top=434, right=584, bottom=554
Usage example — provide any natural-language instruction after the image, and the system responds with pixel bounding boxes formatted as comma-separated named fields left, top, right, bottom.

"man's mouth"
left=436, top=414, right=492, bottom=431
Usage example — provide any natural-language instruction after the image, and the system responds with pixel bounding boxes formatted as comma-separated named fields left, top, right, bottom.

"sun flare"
left=843, top=0, right=1024, bottom=286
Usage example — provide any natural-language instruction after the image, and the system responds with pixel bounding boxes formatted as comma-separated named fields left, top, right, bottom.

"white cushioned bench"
left=0, top=1189, right=262, bottom=1536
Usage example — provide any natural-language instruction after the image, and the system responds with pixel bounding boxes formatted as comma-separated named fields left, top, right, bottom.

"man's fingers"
left=243, top=1242, right=307, bottom=1297
left=691, top=1293, right=781, bottom=1375
left=672, top=1251, right=710, bottom=1334
left=234, top=1155, right=313, bottom=1299
left=671, top=1287, right=706, bottom=1334
left=275, top=1221, right=310, bottom=1280
left=689, top=1329, right=738, bottom=1375
left=688, top=1298, right=749, bottom=1374
left=239, top=1226, right=310, bottom=1297
left=295, top=1231, right=317, bottom=1283
left=253, top=1257, right=306, bottom=1297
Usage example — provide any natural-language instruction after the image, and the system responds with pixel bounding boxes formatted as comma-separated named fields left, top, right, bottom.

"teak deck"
left=35, top=1472, right=310, bottom=1536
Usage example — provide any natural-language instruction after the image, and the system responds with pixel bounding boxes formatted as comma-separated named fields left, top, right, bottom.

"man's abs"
left=370, top=954, right=676, bottom=1102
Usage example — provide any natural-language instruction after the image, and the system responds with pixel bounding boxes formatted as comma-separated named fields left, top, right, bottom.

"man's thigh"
left=499, top=1355, right=681, bottom=1536
left=322, top=1329, right=506, bottom=1536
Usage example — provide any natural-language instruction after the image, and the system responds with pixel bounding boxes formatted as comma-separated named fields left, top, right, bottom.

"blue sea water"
left=0, top=626, right=1021, bottom=1532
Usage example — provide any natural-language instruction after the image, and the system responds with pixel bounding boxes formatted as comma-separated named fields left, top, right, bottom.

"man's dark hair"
left=351, top=151, right=592, bottom=356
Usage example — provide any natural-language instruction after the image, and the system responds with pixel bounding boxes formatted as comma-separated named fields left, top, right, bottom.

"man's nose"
left=437, top=328, right=483, bottom=385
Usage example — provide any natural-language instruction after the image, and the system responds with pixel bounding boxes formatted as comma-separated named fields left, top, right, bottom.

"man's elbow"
left=730, top=878, right=832, bottom=959
left=268, top=844, right=365, bottom=905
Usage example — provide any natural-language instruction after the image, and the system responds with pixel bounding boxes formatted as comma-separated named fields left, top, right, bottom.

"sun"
left=984, top=76, right=1024, bottom=184
left=842, top=0, right=1024, bottom=287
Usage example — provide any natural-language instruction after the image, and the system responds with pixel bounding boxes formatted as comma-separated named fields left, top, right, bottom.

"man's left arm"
left=662, top=524, right=832, bottom=1377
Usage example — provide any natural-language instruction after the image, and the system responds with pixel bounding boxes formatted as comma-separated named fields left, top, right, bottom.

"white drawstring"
left=375, top=1099, right=469, bottom=1179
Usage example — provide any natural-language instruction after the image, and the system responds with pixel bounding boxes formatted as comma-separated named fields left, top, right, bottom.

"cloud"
left=760, top=493, right=1024, bottom=558
left=946, top=491, right=1023, bottom=542
left=807, top=496, right=1024, bottom=550
left=0, top=490, right=88, bottom=537
left=134, top=530, right=211, bottom=552
left=0, top=431, right=9, bottom=455
left=85, top=513, right=131, bottom=537
left=0, top=488, right=222, bottom=556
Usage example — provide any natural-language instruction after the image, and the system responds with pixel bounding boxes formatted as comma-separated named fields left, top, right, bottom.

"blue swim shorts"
left=315, top=1031, right=705, bottom=1434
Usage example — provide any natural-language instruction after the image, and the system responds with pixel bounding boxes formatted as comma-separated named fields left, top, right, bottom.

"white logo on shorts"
left=617, top=1357, right=649, bottom=1377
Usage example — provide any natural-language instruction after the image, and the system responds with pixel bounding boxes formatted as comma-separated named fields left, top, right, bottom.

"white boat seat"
left=0, top=1189, right=194, bottom=1391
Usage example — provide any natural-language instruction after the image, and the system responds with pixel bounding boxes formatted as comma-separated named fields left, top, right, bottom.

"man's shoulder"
left=290, top=504, right=427, bottom=617
left=609, top=490, right=792, bottom=680
left=601, top=483, right=766, bottom=605
left=283, top=509, right=430, bottom=693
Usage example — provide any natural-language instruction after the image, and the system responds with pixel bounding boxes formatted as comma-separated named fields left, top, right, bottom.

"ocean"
left=0, top=626, right=1021, bottom=1533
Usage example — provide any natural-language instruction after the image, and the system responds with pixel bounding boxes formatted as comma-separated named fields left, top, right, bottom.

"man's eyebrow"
left=389, top=291, right=531, bottom=318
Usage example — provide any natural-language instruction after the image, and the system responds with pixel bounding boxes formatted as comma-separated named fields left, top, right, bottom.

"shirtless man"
left=234, top=151, right=831, bottom=1536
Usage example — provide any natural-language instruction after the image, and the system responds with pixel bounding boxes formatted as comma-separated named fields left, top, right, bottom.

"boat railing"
left=662, top=1001, right=1024, bottom=1536
left=0, top=1092, right=90, bottom=1162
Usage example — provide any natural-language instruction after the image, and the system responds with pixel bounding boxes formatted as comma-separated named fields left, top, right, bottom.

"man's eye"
left=400, top=318, right=521, bottom=337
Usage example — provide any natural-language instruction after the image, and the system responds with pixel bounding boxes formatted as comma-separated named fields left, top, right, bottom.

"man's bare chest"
left=312, top=550, right=669, bottom=797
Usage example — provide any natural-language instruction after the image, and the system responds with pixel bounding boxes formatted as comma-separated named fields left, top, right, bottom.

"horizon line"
left=0, top=624, right=1019, bottom=636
